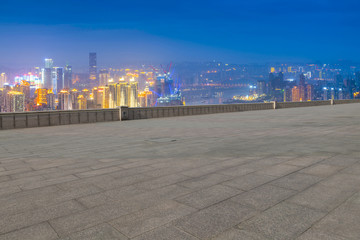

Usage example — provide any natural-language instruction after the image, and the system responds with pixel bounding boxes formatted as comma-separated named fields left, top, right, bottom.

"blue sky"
left=1, top=0, right=360, bottom=69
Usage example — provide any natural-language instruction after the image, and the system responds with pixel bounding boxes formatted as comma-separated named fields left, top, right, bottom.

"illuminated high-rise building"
left=46, top=89, right=55, bottom=110
left=101, top=86, right=110, bottom=108
left=0, top=73, right=7, bottom=87
left=306, top=84, right=313, bottom=101
left=89, top=53, right=97, bottom=86
left=128, top=81, right=138, bottom=107
left=70, top=89, right=80, bottom=109
left=77, top=95, right=87, bottom=110
left=292, top=86, right=300, bottom=102
left=99, top=69, right=109, bottom=86
left=55, top=67, right=64, bottom=93
left=58, top=90, right=71, bottom=110
left=108, top=83, right=117, bottom=108
left=43, top=59, right=53, bottom=90
left=35, top=88, right=48, bottom=106
left=117, top=81, right=128, bottom=106
left=5, top=91, right=25, bottom=112
left=81, top=89, right=90, bottom=99
left=64, top=65, right=72, bottom=89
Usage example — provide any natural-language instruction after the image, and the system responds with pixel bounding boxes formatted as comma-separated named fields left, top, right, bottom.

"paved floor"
left=0, top=104, right=360, bottom=240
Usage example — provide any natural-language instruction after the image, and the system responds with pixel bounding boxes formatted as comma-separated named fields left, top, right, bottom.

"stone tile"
left=0, top=200, right=85, bottom=234
left=75, top=166, right=124, bottom=178
left=174, top=200, right=257, bottom=239
left=175, top=184, right=242, bottom=209
left=20, top=175, right=79, bottom=190
left=287, top=183, right=357, bottom=212
left=311, top=198, right=360, bottom=240
left=256, top=164, right=302, bottom=177
left=285, top=156, right=327, bottom=167
left=341, top=163, right=360, bottom=175
left=110, top=200, right=196, bottom=238
left=213, top=228, right=268, bottom=240
left=217, top=164, right=257, bottom=177
left=230, top=184, right=296, bottom=210
left=77, top=185, right=146, bottom=208
left=222, top=173, right=277, bottom=191
left=321, top=156, right=359, bottom=167
left=318, top=173, right=360, bottom=192
left=270, top=172, right=322, bottom=191
left=177, top=173, right=232, bottom=190
left=0, top=222, right=58, bottom=240
left=132, top=225, right=198, bottom=240
left=50, top=201, right=130, bottom=237
left=238, top=202, right=326, bottom=240
left=0, top=186, right=21, bottom=197
left=134, top=174, right=190, bottom=190
left=60, top=223, right=128, bottom=240
left=93, top=173, right=154, bottom=190
left=300, top=164, right=343, bottom=177
left=297, top=228, right=349, bottom=240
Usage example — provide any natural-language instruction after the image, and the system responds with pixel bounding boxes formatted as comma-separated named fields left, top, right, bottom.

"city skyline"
left=1, top=0, right=360, bottom=69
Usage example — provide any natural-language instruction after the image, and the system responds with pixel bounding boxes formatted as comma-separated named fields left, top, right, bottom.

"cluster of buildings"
left=0, top=53, right=183, bottom=112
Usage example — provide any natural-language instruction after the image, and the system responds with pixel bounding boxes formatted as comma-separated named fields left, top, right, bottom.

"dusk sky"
left=1, top=0, right=360, bottom=69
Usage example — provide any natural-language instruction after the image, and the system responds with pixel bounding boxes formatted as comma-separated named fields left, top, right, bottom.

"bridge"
left=0, top=102, right=359, bottom=239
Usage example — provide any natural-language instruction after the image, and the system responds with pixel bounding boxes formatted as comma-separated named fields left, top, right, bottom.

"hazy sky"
left=1, top=0, right=360, bottom=69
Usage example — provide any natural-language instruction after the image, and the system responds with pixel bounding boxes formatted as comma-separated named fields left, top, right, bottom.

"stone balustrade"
left=1, top=99, right=360, bottom=130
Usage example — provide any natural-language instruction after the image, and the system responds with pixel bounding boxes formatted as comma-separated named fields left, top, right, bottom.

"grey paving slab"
left=287, top=183, right=357, bottom=212
left=270, top=172, right=322, bottom=191
left=59, top=223, right=128, bottom=240
left=1, top=103, right=360, bottom=239
left=175, top=184, right=243, bottom=209
left=238, top=202, right=326, bottom=240
left=0, top=222, right=58, bottom=240
left=230, top=184, right=296, bottom=211
left=132, top=225, right=198, bottom=240
left=174, top=200, right=257, bottom=239
left=222, top=173, right=277, bottom=191
left=310, top=193, right=360, bottom=240
left=296, top=228, right=349, bottom=240
left=0, top=200, right=85, bottom=235
left=213, top=228, right=269, bottom=240
left=109, top=200, right=196, bottom=238
left=300, top=164, right=343, bottom=177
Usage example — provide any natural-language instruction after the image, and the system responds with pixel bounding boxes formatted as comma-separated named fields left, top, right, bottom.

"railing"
left=1, top=99, right=360, bottom=130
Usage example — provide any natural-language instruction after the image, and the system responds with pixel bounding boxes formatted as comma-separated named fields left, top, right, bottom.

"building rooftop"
left=0, top=104, right=360, bottom=239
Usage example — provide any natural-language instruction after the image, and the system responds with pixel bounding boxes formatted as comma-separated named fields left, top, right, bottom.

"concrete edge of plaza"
left=0, top=99, right=359, bottom=130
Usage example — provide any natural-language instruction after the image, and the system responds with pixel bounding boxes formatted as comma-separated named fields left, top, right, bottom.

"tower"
left=64, top=65, right=72, bottom=89
left=43, top=58, right=53, bottom=90
left=89, top=53, right=97, bottom=86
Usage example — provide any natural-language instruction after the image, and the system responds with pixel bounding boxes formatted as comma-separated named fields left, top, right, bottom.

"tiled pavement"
left=0, top=103, right=360, bottom=239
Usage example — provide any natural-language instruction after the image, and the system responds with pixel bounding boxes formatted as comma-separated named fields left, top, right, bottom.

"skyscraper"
left=43, top=59, right=53, bottom=90
left=89, top=53, right=97, bottom=86
left=64, top=65, right=72, bottom=89
left=0, top=73, right=7, bottom=87
left=99, top=69, right=109, bottom=86
left=5, top=91, right=25, bottom=112
left=55, top=67, right=63, bottom=93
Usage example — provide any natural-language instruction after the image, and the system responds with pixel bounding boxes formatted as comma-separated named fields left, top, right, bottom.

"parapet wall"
left=1, top=99, right=360, bottom=130
left=121, top=102, right=274, bottom=120
left=0, top=109, right=119, bottom=130
left=275, top=100, right=330, bottom=109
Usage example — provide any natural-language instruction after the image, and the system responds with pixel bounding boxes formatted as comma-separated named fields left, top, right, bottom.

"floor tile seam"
left=46, top=220, right=61, bottom=239
left=233, top=200, right=328, bottom=237
left=17, top=174, right=80, bottom=191
left=106, top=205, right=198, bottom=239
left=293, top=190, right=360, bottom=240
left=172, top=185, right=245, bottom=210
left=0, top=198, right=87, bottom=224
left=0, top=220, right=56, bottom=238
